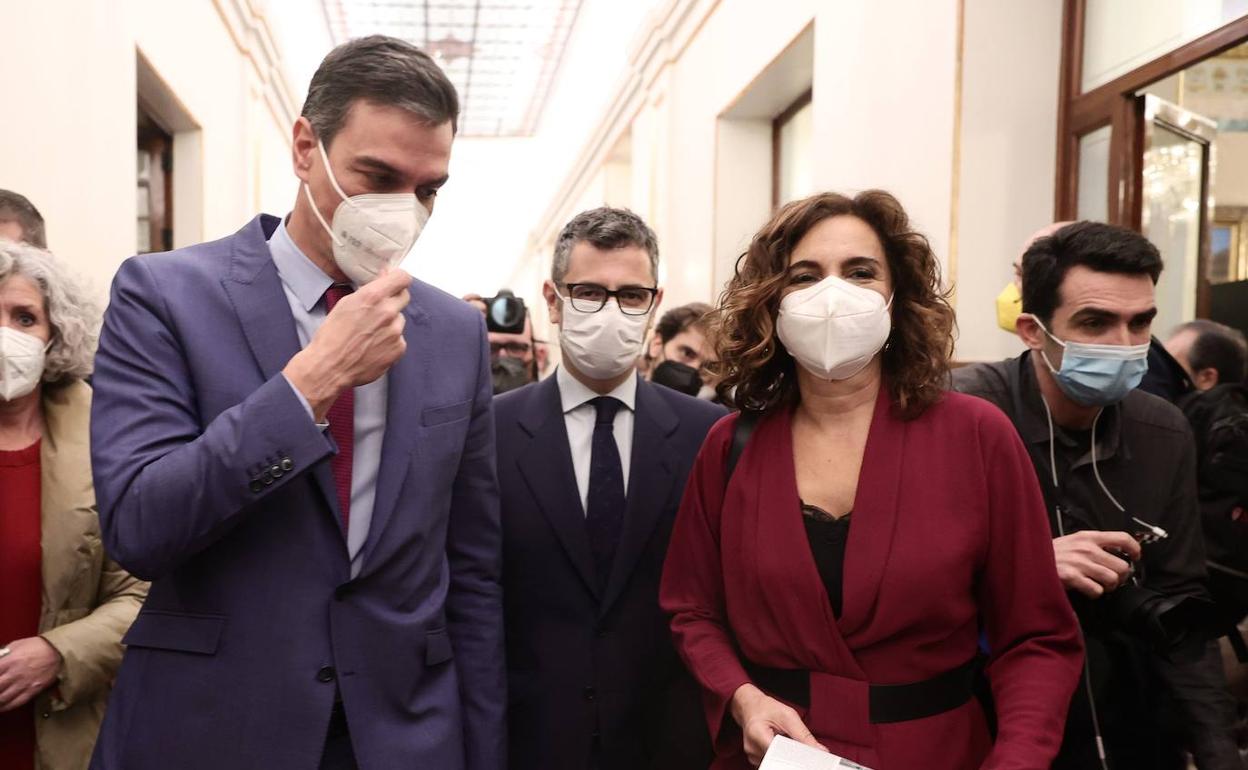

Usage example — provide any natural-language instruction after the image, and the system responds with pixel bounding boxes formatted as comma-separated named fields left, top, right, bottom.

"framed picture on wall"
left=1212, top=206, right=1248, bottom=283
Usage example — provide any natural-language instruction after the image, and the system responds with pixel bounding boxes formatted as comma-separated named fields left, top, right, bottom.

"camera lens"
left=485, top=294, right=527, bottom=335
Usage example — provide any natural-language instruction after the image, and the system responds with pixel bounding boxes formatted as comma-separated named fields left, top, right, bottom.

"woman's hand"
left=730, top=683, right=828, bottom=766
left=0, top=636, right=63, bottom=712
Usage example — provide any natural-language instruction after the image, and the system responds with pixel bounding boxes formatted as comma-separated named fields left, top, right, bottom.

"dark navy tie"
left=586, top=396, right=626, bottom=590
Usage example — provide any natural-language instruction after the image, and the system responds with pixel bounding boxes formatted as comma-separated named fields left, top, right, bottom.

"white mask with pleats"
left=0, top=327, right=49, bottom=401
left=776, top=275, right=892, bottom=381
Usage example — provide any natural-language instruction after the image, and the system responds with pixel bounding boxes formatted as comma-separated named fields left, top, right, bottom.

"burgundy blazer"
left=659, top=387, right=1083, bottom=769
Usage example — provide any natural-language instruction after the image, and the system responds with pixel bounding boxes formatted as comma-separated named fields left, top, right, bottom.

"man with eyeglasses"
left=492, top=207, right=726, bottom=769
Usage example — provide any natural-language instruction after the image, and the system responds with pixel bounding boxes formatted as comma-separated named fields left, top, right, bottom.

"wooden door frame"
left=771, top=88, right=813, bottom=210
left=1055, top=2, right=1248, bottom=224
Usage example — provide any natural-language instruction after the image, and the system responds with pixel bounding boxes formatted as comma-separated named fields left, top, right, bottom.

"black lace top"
left=800, top=502, right=851, bottom=618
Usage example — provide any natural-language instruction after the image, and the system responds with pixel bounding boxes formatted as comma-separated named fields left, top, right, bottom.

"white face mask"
left=557, top=293, right=651, bottom=380
left=0, top=327, right=49, bottom=401
left=303, top=139, right=429, bottom=285
left=776, top=275, right=892, bottom=381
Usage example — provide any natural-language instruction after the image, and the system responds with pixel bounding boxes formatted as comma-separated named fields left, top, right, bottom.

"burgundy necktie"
left=323, top=284, right=354, bottom=530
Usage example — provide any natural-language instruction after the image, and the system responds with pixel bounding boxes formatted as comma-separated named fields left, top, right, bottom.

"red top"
left=0, top=440, right=42, bottom=770
left=660, top=389, right=1083, bottom=769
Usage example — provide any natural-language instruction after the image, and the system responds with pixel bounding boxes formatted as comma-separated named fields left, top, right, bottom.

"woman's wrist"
left=730, top=682, right=764, bottom=725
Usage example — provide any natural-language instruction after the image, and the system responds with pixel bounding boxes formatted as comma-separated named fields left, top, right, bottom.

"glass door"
left=1139, top=95, right=1216, bottom=334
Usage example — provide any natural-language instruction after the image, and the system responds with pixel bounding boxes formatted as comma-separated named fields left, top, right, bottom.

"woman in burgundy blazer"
left=660, top=191, right=1082, bottom=769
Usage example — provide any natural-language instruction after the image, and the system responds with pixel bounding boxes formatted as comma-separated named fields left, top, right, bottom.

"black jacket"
left=953, top=353, right=1243, bottom=770
left=493, top=374, right=725, bottom=770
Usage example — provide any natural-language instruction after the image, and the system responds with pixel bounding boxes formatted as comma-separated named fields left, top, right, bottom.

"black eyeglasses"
left=490, top=341, right=532, bottom=357
left=561, top=283, right=658, bottom=315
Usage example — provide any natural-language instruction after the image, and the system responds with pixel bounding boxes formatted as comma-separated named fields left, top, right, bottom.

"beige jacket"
left=32, top=381, right=148, bottom=770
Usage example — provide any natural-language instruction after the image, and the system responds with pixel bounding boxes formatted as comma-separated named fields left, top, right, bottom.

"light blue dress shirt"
left=270, top=219, right=387, bottom=577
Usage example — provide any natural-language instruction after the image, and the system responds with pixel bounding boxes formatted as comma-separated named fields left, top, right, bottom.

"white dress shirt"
left=270, top=219, right=387, bottom=576
left=556, top=366, right=636, bottom=515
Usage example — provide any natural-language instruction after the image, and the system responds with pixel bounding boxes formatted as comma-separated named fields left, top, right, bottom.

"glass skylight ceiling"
left=322, top=0, right=583, bottom=137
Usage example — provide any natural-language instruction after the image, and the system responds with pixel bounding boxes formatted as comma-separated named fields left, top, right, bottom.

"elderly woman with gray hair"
left=0, top=239, right=147, bottom=770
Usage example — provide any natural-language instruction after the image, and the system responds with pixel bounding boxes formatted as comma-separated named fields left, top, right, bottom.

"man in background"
left=1167, top=320, right=1248, bottom=727
left=1167, top=320, right=1248, bottom=391
left=0, top=190, right=47, bottom=247
left=643, top=302, right=717, bottom=398
left=955, top=221, right=1242, bottom=769
left=465, top=290, right=548, bottom=393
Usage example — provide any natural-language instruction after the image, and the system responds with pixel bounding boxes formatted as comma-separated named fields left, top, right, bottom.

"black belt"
left=743, top=656, right=982, bottom=724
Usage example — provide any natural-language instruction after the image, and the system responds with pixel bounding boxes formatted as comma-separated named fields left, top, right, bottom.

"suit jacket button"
left=249, top=480, right=263, bottom=493
left=316, top=666, right=336, bottom=683
left=281, top=457, right=294, bottom=472
left=270, top=464, right=284, bottom=479
left=582, top=686, right=596, bottom=701
left=262, top=471, right=274, bottom=486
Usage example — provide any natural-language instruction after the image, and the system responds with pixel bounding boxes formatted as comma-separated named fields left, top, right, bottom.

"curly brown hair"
left=710, top=190, right=955, bottom=419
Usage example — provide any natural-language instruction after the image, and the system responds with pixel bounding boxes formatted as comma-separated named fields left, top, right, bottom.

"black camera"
left=484, top=290, right=527, bottom=335
left=1059, top=505, right=1220, bottom=658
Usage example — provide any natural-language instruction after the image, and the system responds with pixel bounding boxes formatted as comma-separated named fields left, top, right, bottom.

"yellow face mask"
left=996, top=282, right=1022, bottom=332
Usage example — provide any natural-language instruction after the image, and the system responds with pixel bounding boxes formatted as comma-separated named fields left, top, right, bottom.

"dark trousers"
left=320, top=701, right=357, bottom=770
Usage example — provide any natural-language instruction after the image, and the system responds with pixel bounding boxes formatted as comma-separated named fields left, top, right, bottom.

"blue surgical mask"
left=1033, top=318, right=1150, bottom=407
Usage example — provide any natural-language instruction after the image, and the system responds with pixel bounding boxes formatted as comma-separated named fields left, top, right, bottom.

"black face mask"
left=651, top=360, right=703, bottom=397
left=492, top=356, right=533, bottom=395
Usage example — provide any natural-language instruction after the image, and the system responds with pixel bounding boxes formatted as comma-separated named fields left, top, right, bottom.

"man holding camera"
left=492, top=207, right=725, bottom=769
left=465, top=290, right=548, bottom=394
left=954, top=221, right=1241, bottom=769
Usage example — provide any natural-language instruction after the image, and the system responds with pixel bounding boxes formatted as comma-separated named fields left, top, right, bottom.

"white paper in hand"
left=758, top=735, right=874, bottom=770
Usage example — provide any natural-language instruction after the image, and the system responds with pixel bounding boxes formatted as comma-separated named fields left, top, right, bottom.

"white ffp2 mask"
left=304, top=139, right=429, bottom=285
left=0, top=327, right=49, bottom=401
left=558, top=294, right=650, bottom=380
left=776, top=275, right=892, bottom=381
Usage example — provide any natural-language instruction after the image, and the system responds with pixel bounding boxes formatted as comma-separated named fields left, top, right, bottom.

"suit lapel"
left=837, top=385, right=905, bottom=638
left=220, top=216, right=342, bottom=533
left=599, top=381, right=679, bottom=614
left=355, top=299, right=429, bottom=574
left=517, top=378, right=601, bottom=600
left=39, top=381, right=97, bottom=617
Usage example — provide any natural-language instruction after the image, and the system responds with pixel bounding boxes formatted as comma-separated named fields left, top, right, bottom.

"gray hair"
left=551, top=207, right=660, bottom=284
left=0, top=239, right=99, bottom=385
left=0, top=189, right=47, bottom=249
left=302, top=35, right=460, bottom=146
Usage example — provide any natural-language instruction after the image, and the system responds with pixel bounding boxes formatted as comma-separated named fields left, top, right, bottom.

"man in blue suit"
left=494, top=207, right=725, bottom=769
left=88, top=37, right=504, bottom=769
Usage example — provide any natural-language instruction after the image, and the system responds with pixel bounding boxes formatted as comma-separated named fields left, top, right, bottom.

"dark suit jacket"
left=88, top=215, right=505, bottom=770
left=494, top=374, right=725, bottom=770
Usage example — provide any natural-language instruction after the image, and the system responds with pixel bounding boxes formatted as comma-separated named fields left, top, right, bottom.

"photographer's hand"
left=1053, top=530, right=1141, bottom=598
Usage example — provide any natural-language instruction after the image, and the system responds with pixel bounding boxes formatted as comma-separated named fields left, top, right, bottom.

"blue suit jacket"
left=494, top=374, right=724, bottom=769
left=88, top=215, right=505, bottom=770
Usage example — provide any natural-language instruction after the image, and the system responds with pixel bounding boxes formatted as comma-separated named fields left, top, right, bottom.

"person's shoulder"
left=410, top=278, right=485, bottom=328
left=650, top=382, right=730, bottom=426
left=493, top=379, right=546, bottom=418
left=1121, top=388, right=1192, bottom=437
left=926, top=389, right=1019, bottom=439
left=700, top=409, right=745, bottom=456
left=117, top=217, right=268, bottom=290
left=950, top=359, right=1012, bottom=399
left=121, top=230, right=238, bottom=282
